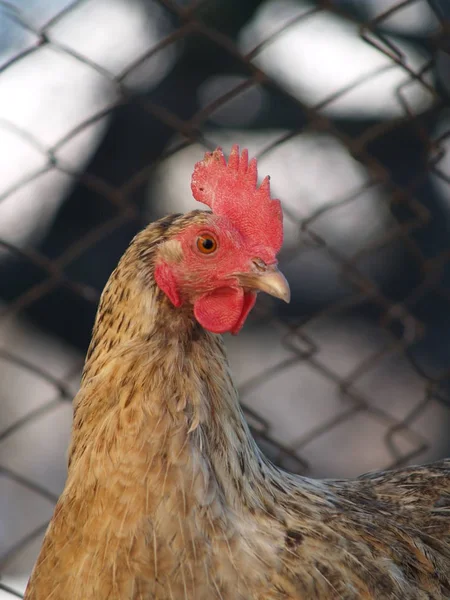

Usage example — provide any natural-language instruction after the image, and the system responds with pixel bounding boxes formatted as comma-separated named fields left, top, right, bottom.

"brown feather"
left=24, top=213, right=450, bottom=600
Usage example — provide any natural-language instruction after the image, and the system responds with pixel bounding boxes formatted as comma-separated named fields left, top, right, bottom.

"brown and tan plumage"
left=25, top=147, right=450, bottom=599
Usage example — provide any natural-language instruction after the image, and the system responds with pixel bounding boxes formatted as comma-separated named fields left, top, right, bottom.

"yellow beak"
left=236, top=264, right=291, bottom=303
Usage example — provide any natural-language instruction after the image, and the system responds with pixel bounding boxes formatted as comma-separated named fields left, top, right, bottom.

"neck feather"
left=71, top=216, right=275, bottom=510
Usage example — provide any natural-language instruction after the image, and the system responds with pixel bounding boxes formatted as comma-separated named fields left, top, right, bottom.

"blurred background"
left=0, top=0, right=450, bottom=596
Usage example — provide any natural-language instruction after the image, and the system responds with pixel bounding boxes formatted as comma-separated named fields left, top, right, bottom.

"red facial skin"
left=154, top=215, right=278, bottom=335
left=155, top=145, right=284, bottom=334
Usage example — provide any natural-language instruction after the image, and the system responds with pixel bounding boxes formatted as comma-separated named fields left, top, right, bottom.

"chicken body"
left=24, top=171, right=450, bottom=599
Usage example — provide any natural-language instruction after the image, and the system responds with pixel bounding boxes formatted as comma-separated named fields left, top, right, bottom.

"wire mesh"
left=0, top=0, right=449, bottom=596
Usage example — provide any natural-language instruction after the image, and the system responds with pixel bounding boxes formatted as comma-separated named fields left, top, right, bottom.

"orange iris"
left=196, top=234, right=218, bottom=254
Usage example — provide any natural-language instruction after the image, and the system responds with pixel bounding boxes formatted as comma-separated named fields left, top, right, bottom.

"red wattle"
left=194, top=287, right=251, bottom=334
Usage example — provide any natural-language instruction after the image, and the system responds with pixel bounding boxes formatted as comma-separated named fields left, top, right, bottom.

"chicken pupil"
left=202, top=238, right=214, bottom=249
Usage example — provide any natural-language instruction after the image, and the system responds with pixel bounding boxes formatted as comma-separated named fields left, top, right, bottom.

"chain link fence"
left=0, top=0, right=450, bottom=596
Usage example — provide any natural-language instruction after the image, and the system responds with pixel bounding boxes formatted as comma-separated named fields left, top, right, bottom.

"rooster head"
left=154, top=145, right=290, bottom=335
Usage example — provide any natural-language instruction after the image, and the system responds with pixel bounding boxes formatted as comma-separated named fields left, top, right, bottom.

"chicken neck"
left=72, top=224, right=278, bottom=513
left=32, top=220, right=290, bottom=598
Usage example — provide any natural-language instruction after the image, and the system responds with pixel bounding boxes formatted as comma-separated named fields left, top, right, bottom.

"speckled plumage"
left=24, top=214, right=450, bottom=600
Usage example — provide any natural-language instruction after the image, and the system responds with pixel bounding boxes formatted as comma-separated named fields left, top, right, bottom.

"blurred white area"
left=0, top=12, right=38, bottom=69
left=0, top=577, right=28, bottom=598
left=0, top=306, right=82, bottom=584
left=197, top=75, right=266, bottom=126
left=361, top=0, right=439, bottom=36
left=0, top=315, right=80, bottom=432
left=49, top=0, right=176, bottom=90
left=0, top=0, right=175, bottom=255
left=0, top=46, right=115, bottom=254
left=12, top=0, right=85, bottom=29
left=239, top=0, right=434, bottom=118
left=227, top=316, right=449, bottom=478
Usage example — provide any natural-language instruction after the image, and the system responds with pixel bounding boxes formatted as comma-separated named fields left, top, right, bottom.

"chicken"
left=24, top=145, right=450, bottom=600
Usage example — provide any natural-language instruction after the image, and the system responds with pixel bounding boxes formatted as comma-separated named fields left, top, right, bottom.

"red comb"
left=191, top=145, right=283, bottom=254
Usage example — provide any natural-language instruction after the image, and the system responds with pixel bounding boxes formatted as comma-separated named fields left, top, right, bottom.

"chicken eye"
left=196, top=234, right=218, bottom=255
